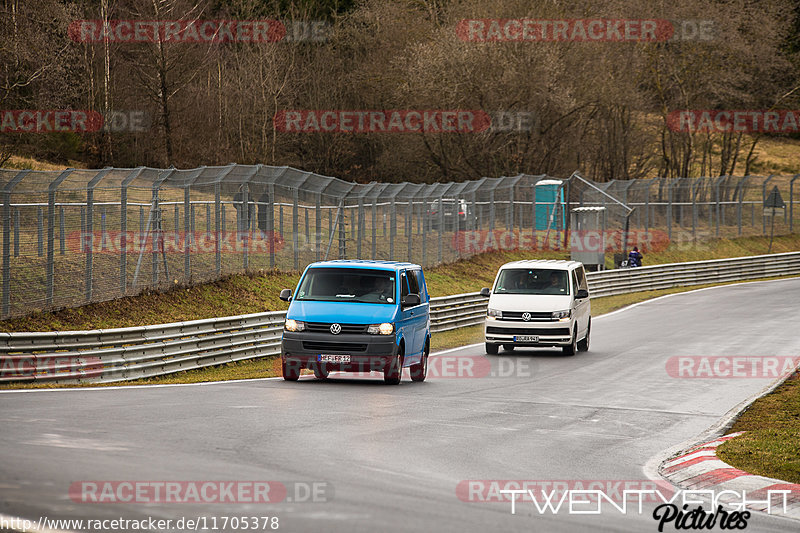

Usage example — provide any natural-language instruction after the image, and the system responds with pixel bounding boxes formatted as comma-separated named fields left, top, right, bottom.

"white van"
left=479, top=260, right=591, bottom=356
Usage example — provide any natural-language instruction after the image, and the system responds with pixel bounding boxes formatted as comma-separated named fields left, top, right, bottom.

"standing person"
left=628, top=246, right=643, bottom=268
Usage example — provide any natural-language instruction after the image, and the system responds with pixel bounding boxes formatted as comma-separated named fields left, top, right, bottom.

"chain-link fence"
left=1, top=165, right=798, bottom=319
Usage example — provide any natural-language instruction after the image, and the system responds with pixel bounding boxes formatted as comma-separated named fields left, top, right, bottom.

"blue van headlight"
left=368, top=323, right=394, bottom=335
left=285, top=319, right=306, bottom=332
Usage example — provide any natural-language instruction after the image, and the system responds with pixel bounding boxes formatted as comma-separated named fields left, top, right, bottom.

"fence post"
left=85, top=168, right=113, bottom=302
left=47, top=169, right=74, bottom=306
left=714, top=176, right=723, bottom=237
left=737, top=176, right=748, bottom=236
left=338, top=203, right=346, bottom=259
left=371, top=197, right=377, bottom=260
left=59, top=206, right=65, bottom=254
left=2, top=170, right=30, bottom=317
left=242, top=183, right=249, bottom=271
left=791, top=175, right=800, bottom=232
left=407, top=198, right=413, bottom=262
left=438, top=195, right=444, bottom=264
left=293, top=188, right=299, bottom=270
left=215, top=184, right=221, bottom=275
left=184, top=187, right=191, bottom=281
left=13, top=208, right=19, bottom=257
left=488, top=189, right=495, bottom=230
left=37, top=207, right=44, bottom=257
left=357, top=196, right=364, bottom=259
left=762, top=175, right=775, bottom=234
left=390, top=197, right=396, bottom=260
left=667, top=180, right=674, bottom=240
left=316, top=193, right=322, bottom=262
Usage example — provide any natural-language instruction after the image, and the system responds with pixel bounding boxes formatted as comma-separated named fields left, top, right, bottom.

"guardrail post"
left=2, top=170, right=29, bottom=317
left=47, top=169, right=74, bottom=306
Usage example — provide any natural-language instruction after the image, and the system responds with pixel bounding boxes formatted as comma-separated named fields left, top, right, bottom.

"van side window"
left=411, top=270, right=427, bottom=302
left=576, top=266, right=588, bottom=290
left=572, top=270, right=580, bottom=294
left=400, top=273, right=410, bottom=300
left=407, top=270, right=421, bottom=296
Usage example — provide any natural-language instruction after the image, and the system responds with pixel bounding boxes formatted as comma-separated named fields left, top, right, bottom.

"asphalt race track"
left=2, top=279, right=799, bottom=532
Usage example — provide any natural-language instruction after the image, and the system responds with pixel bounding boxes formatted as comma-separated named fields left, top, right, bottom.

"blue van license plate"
left=319, top=354, right=350, bottom=363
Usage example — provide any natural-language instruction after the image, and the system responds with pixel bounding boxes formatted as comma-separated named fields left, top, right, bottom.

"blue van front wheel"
left=410, top=340, right=429, bottom=382
left=384, top=347, right=404, bottom=385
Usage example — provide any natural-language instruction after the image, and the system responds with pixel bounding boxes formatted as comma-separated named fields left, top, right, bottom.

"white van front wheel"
left=562, top=326, right=578, bottom=356
left=578, top=319, right=590, bottom=352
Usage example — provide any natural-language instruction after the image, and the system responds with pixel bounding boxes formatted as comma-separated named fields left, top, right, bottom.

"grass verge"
left=715, top=372, right=800, bottom=484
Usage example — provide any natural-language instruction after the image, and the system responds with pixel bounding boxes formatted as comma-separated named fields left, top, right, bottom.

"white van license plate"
left=319, top=354, right=350, bottom=363
left=514, top=335, right=539, bottom=343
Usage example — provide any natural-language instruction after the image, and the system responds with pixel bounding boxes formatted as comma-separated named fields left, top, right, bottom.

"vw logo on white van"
left=330, top=323, right=342, bottom=335
left=522, top=312, right=531, bottom=322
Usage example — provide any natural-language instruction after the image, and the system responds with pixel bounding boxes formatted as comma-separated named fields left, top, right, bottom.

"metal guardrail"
left=2, top=251, right=799, bottom=384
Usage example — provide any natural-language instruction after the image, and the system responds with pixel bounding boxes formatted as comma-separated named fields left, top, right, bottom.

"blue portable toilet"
left=534, top=179, right=564, bottom=230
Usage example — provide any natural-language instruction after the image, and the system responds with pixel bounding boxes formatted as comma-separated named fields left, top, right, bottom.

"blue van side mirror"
left=279, top=289, right=292, bottom=302
left=402, top=293, right=421, bottom=307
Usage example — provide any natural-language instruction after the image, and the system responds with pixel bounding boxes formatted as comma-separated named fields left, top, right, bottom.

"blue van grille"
left=306, top=323, right=368, bottom=334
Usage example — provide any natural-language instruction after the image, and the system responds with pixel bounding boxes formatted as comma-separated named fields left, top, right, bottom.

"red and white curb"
left=660, top=432, right=800, bottom=519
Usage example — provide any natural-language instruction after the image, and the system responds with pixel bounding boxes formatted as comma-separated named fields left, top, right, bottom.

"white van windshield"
left=494, top=268, right=570, bottom=295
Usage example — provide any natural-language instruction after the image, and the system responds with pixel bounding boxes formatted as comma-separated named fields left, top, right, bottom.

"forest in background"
left=2, top=0, right=800, bottom=183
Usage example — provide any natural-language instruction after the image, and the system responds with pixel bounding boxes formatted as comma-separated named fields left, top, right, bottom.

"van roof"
left=498, top=259, right=583, bottom=270
left=304, top=260, right=421, bottom=271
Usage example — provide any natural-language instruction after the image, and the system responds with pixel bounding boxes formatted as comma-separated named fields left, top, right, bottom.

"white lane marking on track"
left=24, top=433, right=129, bottom=452
left=2, top=276, right=798, bottom=395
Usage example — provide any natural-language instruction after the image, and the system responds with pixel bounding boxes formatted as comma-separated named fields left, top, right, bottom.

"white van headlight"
left=551, top=310, right=571, bottom=321
left=284, top=319, right=305, bottom=332
left=368, top=323, right=394, bottom=335
left=487, top=308, right=502, bottom=319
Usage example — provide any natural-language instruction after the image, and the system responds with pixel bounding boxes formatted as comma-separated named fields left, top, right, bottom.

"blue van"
left=279, top=260, right=431, bottom=384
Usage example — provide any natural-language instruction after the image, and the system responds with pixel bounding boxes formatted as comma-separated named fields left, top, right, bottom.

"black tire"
left=282, top=357, right=300, bottom=381
left=384, top=347, right=404, bottom=385
left=312, top=363, right=329, bottom=379
left=485, top=342, right=499, bottom=355
left=503, top=344, right=515, bottom=352
left=562, top=326, right=578, bottom=356
left=577, top=319, right=591, bottom=352
left=410, top=339, right=429, bottom=382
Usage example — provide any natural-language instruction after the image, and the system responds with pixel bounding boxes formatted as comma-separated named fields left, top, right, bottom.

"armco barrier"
left=2, top=252, right=799, bottom=384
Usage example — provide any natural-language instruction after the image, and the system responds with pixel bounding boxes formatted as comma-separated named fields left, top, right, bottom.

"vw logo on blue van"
left=330, top=323, right=342, bottom=335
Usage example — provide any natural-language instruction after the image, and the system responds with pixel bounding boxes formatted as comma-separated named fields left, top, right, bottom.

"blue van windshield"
left=295, top=268, right=396, bottom=304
